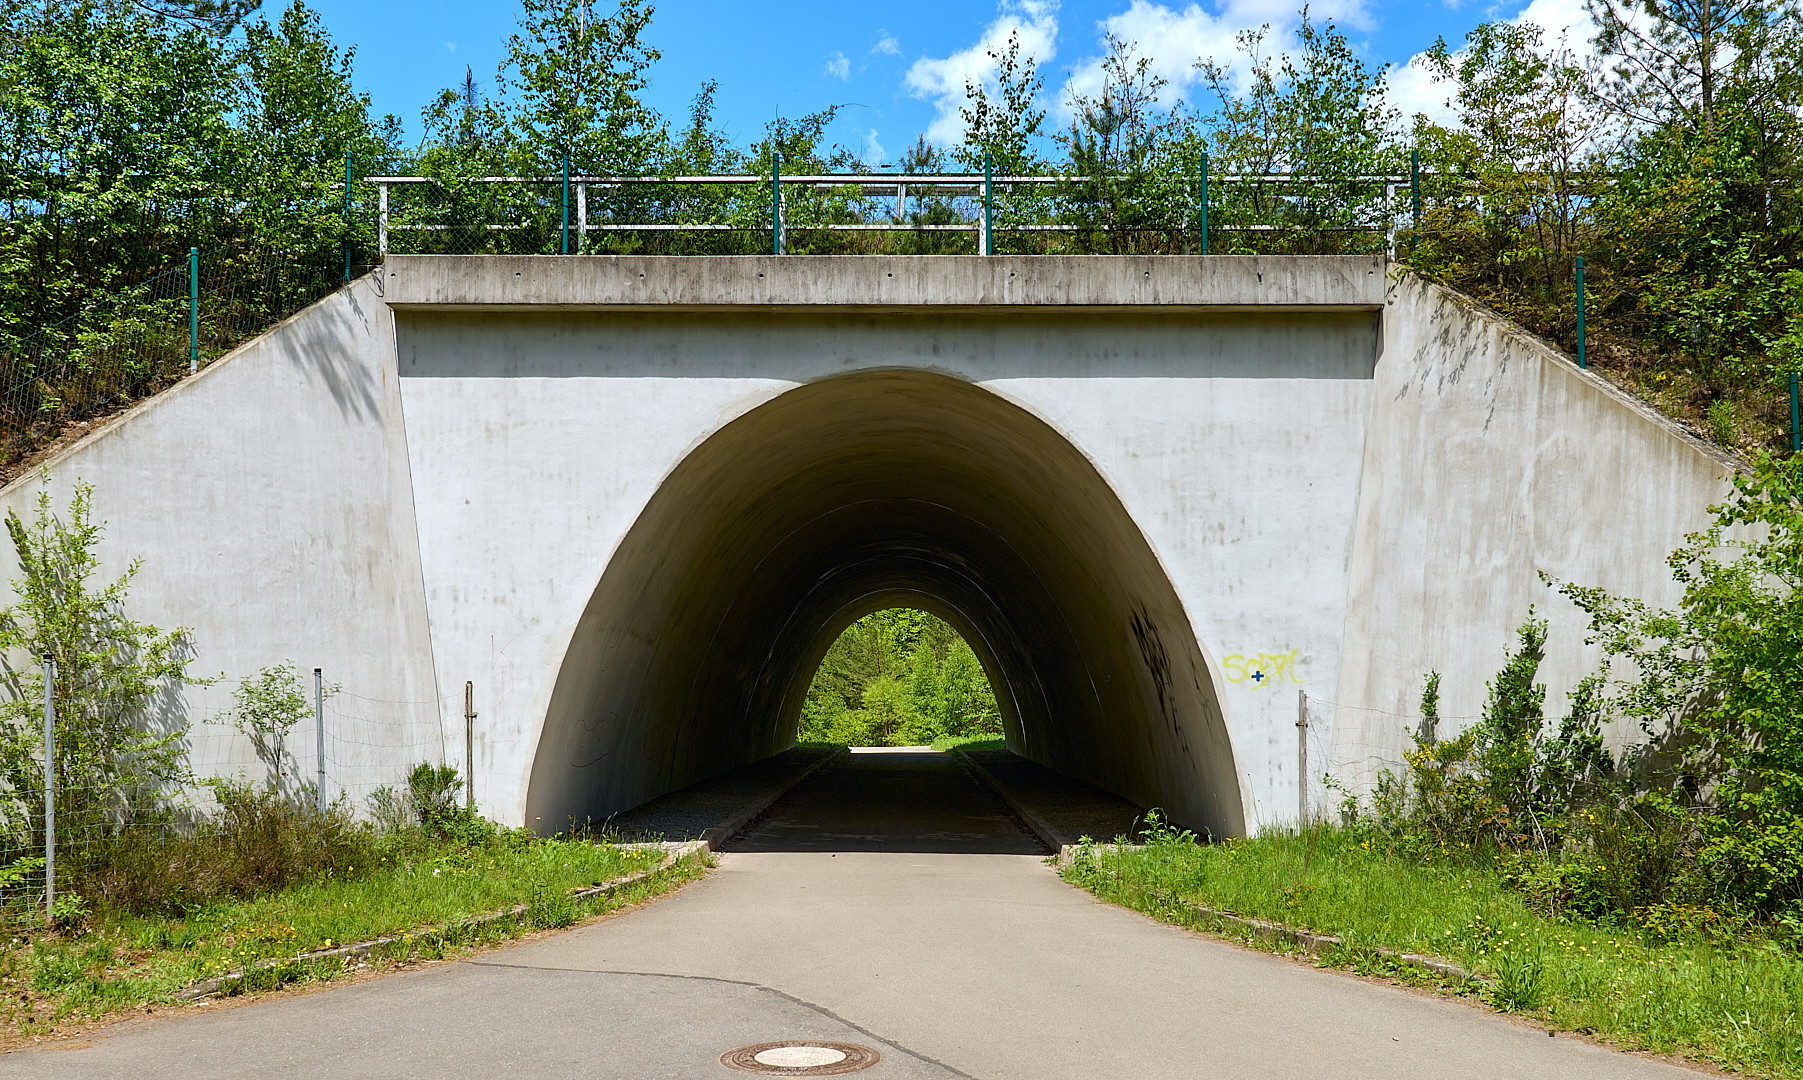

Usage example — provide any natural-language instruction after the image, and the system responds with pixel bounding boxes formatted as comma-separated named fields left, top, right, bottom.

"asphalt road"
left=3, top=748, right=1706, bottom=1079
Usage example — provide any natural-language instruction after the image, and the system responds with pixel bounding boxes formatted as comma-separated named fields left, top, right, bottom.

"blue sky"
left=306, top=0, right=1594, bottom=163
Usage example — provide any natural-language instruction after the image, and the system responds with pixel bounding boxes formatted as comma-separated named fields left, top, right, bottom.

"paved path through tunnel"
left=4, top=749, right=1708, bottom=1079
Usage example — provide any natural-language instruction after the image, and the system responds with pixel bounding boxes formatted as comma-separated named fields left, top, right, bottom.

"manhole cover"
left=720, top=1040, right=880, bottom=1074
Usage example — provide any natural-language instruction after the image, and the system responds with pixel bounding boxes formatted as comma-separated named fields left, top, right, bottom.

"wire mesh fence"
left=1298, top=691, right=1485, bottom=827
left=0, top=241, right=373, bottom=485
left=1, top=664, right=448, bottom=929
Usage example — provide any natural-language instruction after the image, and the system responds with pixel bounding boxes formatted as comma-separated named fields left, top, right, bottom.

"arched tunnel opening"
left=524, top=369, right=1245, bottom=840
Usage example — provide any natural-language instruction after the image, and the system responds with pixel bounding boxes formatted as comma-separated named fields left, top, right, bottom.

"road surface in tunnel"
left=722, top=747, right=1048, bottom=855
left=4, top=748, right=1710, bottom=1080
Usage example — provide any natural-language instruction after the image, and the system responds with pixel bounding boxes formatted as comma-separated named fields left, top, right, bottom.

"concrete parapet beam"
left=380, top=254, right=1386, bottom=311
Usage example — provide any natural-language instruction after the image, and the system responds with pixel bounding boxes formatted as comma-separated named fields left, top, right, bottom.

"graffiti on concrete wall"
left=1222, top=649, right=1303, bottom=691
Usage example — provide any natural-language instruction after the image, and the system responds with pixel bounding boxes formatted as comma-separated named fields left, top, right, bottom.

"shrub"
left=76, top=784, right=378, bottom=915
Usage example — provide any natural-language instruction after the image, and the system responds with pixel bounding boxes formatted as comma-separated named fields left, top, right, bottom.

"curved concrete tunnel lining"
left=525, top=369, right=1245, bottom=839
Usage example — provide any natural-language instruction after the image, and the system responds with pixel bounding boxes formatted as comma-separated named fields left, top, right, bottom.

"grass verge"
left=1, top=835, right=706, bottom=1040
left=929, top=735, right=1005, bottom=753
left=1063, top=825, right=1803, bottom=1078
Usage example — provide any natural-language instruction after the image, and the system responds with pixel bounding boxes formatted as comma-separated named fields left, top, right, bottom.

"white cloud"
left=905, top=1, right=1060, bottom=144
left=873, top=31, right=901, bottom=56
left=1386, top=55, right=1457, bottom=125
left=1512, top=0, right=1597, bottom=41
left=1055, top=0, right=1375, bottom=119
left=1388, top=0, right=1603, bottom=124
left=865, top=128, right=889, bottom=164
left=825, top=51, right=851, bottom=80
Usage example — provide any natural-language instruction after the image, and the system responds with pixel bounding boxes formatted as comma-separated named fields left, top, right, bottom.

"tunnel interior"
left=524, top=369, right=1245, bottom=839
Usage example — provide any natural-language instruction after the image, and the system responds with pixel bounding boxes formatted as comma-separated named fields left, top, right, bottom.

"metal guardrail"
left=365, top=167, right=1438, bottom=258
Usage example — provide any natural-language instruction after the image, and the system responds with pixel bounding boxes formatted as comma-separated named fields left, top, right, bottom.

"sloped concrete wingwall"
left=0, top=277, right=442, bottom=805
left=1330, top=274, right=1738, bottom=787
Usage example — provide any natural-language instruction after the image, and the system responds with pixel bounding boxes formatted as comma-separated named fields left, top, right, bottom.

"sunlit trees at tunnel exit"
left=799, top=609, right=1002, bottom=748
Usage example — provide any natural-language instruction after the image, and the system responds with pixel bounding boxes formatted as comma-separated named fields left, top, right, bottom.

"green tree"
left=1561, top=453, right=1803, bottom=911
left=1194, top=13, right=1399, bottom=252
left=798, top=609, right=1002, bottom=746
left=495, top=0, right=664, bottom=174
left=233, top=2, right=398, bottom=254
left=0, top=483, right=196, bottom=871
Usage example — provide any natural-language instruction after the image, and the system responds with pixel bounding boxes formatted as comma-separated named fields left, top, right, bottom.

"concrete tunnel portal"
left=524, top=368, right=1246, bottom=841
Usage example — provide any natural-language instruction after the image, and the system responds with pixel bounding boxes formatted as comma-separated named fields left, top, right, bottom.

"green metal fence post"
left=1575, top=256, right=1587, bottom=369
left=772, top=154, right=783, bottom=255
left=188, top=247, right=199, bottom=374
left=1410, top=148, right=1421, bottom=257
left=982, top=154, right=994, bottom=255
left=343, top=150, right=354, bottom=282
left=1199, top=151, right=1210, bottom=256
left=561, top=151, right=571, bottom=255
left=1790, top=373, right=1799, bottom=453
left=1411, top=148, right=1421, bottom=227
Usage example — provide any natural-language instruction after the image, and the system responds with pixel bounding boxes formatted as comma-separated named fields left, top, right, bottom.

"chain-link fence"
left=0, top=242, right=374, bottom=485
left=1, top=662, right=446, bottom=929
left=1297, top=692, right=1487, bottom=828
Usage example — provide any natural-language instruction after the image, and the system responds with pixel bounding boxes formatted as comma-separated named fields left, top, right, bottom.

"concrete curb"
left=952, top=748, right=1067, bottom=853
left=699, top=746, right=846, bottom=851
left=173, top=840, right=708, bottom=1003
left=1063, top=852, right=1482, bottom=986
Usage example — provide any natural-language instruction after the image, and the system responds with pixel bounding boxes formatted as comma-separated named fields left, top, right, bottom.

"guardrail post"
left=343, top=150, right=354, bottom=282
left=1790, top=373, right=1798, bottom=453
left=188, top=247, right=199, bottom=374
left=982, top=153, right=994, bottom=256
left=1575, top=256, right=1587, bottom=369
left=378, top=182, right=389, bottom=258
left=1199, top=151, right=1210, bottom=256
left=43, top=653, right=54, bottom=925
left=772, top=154, right=784, bottom=255
left=576, top=179, right=587, bottom=254
left=314, top=667, right=325, bottom=812
left=561, top=151, right=571, bottom=255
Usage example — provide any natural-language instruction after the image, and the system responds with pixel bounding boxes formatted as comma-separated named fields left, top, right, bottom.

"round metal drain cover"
left=721, top=1041, right=880, bottom=1074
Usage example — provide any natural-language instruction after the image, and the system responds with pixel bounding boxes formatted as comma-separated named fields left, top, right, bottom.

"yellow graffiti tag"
left=1222, top=649, right=1303, bottom=690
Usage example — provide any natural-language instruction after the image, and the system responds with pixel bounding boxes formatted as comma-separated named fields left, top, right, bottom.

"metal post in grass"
left=1791, top=373, right=1799, bottom=453
left=982, top=153, right=994, bottom=256
left=343, top=150, right=354, bottom=283
left=43, top=653, right=54, bottom=924
left=1575, top=256, right=1587, bottom=369
left=561, top=151, right=571, bottom=255
left=1199, top=151, right=1210, bottom=256
left=464, top=680, right=476, bottom=811
left=1296, top=689, right=1307, bottom=828
left=772, top=154, right=783, bottom=256
left=314, top=667, right=325, bottom=812
left=188, top=247, right=199, bottom=374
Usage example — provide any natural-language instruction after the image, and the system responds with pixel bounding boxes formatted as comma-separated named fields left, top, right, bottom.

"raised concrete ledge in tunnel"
left=524, top=369, right=1245, bottom=842
left=380, top=254, right=1387, bottom=311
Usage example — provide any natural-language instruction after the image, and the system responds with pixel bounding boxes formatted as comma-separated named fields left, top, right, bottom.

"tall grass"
left=1066, top=825, right=1803, bottom=1078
